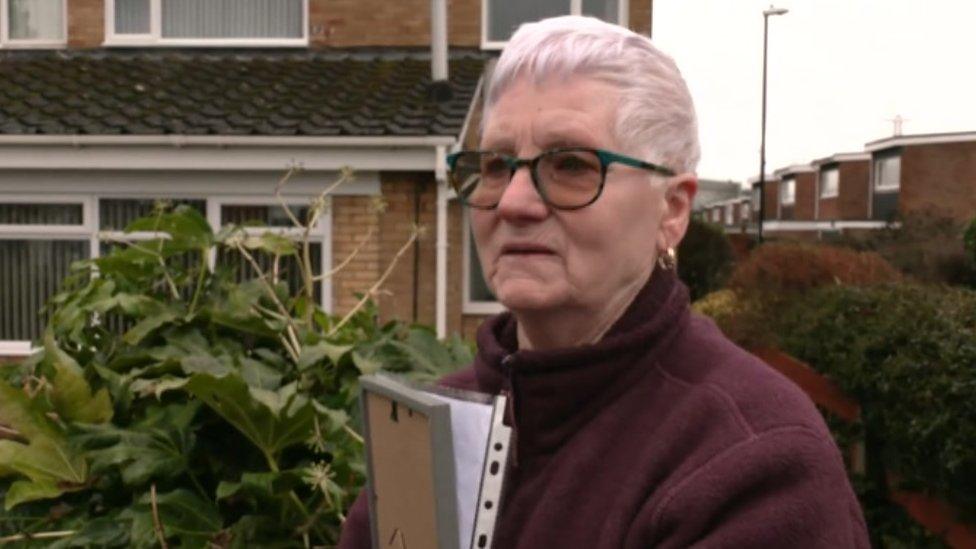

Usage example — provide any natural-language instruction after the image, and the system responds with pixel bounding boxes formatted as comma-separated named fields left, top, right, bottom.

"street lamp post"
left=758, top=5, right=788, bottom=243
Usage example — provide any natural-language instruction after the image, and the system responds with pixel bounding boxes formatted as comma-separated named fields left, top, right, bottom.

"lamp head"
left=763, top=6, right=789, bottom=16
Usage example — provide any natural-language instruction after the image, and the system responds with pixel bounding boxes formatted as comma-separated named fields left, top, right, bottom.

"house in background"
left=811, top=152, right=870, bottom=221
left=864, top=131, right=976, bottom=225
left=0, top=0, right=654, bottom=357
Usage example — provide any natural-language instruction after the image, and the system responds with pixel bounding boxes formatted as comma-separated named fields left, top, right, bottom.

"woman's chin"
left=495, top=281, right=567, bottom=312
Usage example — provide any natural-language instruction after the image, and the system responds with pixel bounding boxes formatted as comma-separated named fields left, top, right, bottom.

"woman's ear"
left=658, top=173, right=697, bottom=250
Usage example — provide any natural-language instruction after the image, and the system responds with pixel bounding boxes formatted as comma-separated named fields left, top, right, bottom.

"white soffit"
left=0, top=135, right=455, bottom=172
left=865, top=131, right=976, bottom=152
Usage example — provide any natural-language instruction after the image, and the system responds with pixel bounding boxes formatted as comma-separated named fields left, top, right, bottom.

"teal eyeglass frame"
left=445, top=147, right=677, bottom=210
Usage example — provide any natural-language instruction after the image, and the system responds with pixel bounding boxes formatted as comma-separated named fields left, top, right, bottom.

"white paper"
left=427, top=392, right=494, bottom=549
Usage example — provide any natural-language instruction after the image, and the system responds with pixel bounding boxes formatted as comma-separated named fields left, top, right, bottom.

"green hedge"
left=773, top=284, right=976, bottom=518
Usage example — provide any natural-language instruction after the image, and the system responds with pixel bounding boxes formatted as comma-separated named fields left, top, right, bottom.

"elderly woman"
left=340, top=15, right=868, bottom=549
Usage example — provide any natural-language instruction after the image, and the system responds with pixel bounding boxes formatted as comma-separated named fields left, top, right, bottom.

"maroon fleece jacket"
left=339, top=270, right=870, bottom=548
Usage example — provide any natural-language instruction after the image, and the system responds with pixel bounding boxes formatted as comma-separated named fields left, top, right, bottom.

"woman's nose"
left=495, top=165, right=549, bottom=221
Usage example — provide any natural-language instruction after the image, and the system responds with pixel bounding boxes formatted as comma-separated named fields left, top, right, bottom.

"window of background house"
left=107, top=0, right=307, bottom=45
left=780, top=178, right=796, bottom=205
left=0, top=201, right=89, bottom=346
left=0, top=0, right=66, bottom=46
left=1, top=195, right=331, bottom=348
left=741, top=201, right=751, bottom=220
left=483, top=0, right=626, bottom=47
left=724, top=204, right=733, bottom=225
left=751, top=187, right=761, bottom=210
left=873, top=154, right=901, bottom=192
left=820, top=167, right=839, bottom=198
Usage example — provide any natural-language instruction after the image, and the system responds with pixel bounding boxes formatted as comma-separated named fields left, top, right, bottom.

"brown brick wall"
left=900, top=142, right=976, bottom=223
left=793, top=172, right=816, bottom=220
left=67, top=0, right=654, bottom=49
left=818, top=197, right=839, bottom=220
left=762, top=179, right=779, bottom=220
left=375, top=172, right=438, bottom=326
left=331, top=195, right=381, bottom=315
left=67, top=0, right=104, bottom=48
left=839, top=160, right=870, bottom=219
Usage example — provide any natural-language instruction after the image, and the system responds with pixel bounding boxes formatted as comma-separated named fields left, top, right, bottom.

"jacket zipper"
left=500, top=354, right=519, bottom=468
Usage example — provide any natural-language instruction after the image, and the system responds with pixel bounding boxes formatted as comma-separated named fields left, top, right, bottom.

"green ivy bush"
left=677, top=218, right=736, bottom=301
left=0, top=196, right=471, bottom=547
left=774, top=284, right=976, bottom=519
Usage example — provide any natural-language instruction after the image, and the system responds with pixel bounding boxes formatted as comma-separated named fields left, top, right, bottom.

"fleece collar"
left=472, top=269, right=691, bottom=461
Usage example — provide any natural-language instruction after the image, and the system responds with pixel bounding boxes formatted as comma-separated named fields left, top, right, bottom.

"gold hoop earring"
left=657, top=247, right=677, bottom=271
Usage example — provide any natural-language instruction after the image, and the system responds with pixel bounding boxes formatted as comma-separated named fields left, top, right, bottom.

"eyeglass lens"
left=451, top=150, right=603, bottom=209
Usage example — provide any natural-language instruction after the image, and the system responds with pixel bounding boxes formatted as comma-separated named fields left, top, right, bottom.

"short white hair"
left=485, top=15, right=700, bottom=175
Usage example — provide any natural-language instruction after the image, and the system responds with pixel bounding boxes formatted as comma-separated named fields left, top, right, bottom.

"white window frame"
left=462, top=210, right=504, bottom=315
left=724, top=204, right=733, bottom=225
left=481, top=0, right=630, bottom=49
left=873, top=154, right=901, bottom=193
left=819, top=166, right=839, bottom=199
left=740, top=201, right=751, bottom=221
left=104, top=0, right=309, bottom=48
left=0, top=0, right=67, bottom=49
left=780, top=178, right=796, bottom=206
left=1, top=192, right=332, bottom=350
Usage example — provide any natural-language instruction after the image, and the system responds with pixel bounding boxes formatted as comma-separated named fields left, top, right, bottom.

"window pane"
left=820, top=168, right=839, bottom=198
left=115, top=0, right=151, bottom=34
left=582, top=0, right=619, bottom=23
left=875, top=155, right=900, bottom=190
left=0, top=203, right=82, bottom=225
left=468, top=230, right=495, bottom=302
left=488, top=0, right=569, bottom=42
left=163, top=0, right=303, bottom=39
left=781, top=179, right=795, bottom=205
left=221, top=205, right=310, bottom=228
left=7, top=0, right=63, bottom=40
left=99, top=199, right=206, bottom=231
left=0, top=240, right=87, bottom=341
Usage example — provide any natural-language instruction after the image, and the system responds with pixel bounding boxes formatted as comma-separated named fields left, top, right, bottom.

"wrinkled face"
left=472, top=75, right=667, bottom=315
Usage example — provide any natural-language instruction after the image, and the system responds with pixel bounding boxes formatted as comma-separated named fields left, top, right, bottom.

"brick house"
left=0, top=0, right=653, bottom=356
left=811, top=152, right=870, bottom=221
left=748, top=173, right=779, bottom=224
left=864, top=131, right=976, bottom=224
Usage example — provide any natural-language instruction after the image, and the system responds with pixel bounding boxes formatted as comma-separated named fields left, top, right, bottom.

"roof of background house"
left=865, top=130, right=976, bottom=152
left=0, top=49, right=488, bottom=137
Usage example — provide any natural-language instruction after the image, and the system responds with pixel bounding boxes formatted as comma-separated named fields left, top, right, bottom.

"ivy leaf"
left=47, top=515, right=131, bottom=548
left=129, top=376, right=189, bottom=400
left=44, top=332, right=114, bottom=425
left=0, top=437, right=88, bottom=510
left=215, top=470, right=303, bottom=504
left=125, top=206, right=214, bottom=252
left=0, top=382, right=59, bottom=441
left=123, top=307, right=180, bottom=346
left=351, top=350, right=383, bottom=375
left=240, top=358, right=283, bottom=391
left=298, top=341, right=353, bottom=370
left=122, top=488, right=221, bottom=547
left=4, top=478, right=64, bottom=510
left=241, top=232, right=297, bottom=256
left=185, top=373, right=315, bottom=458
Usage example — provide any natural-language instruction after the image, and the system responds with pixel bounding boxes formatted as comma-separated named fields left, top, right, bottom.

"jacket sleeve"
left=634, top=426, right=870, bottom=549
left=337, top=489, right=372, bottom=549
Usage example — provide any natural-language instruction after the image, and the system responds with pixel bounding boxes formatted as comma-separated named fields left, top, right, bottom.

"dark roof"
left=0, top=49, right=488, bottom=137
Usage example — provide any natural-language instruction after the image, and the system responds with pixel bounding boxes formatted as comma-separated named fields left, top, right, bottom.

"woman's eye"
left=482, top=158, right=509, bottom=176
left=555, top=155, right=596, bottom=173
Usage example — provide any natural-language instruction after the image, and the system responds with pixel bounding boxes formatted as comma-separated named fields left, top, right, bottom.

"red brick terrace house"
left=864, top=131, right=976, bottom=224
left=811, top=152, right=870, bottom=222
left=0, top=0, right=653, bottom=356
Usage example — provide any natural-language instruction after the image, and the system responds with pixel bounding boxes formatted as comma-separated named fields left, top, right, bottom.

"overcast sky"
left=651, top=0, right=976, bottom=185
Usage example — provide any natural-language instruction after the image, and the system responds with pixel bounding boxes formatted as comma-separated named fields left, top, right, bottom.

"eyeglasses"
left=446, top=147, right=676, bottom=210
